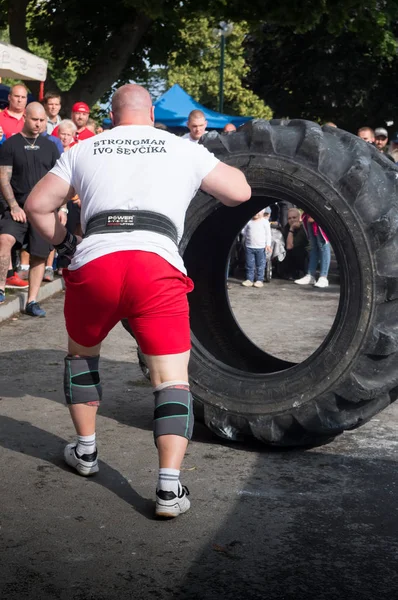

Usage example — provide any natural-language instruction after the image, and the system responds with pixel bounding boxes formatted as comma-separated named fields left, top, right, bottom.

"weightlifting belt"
left=84, top=210, right=179, bottom=245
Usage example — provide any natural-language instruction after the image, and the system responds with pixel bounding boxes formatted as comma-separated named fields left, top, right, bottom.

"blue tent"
left=154, top=84, right=251, bottom=129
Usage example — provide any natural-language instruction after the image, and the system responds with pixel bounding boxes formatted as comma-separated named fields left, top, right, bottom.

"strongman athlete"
left=25, top=84, right=251, bottom=518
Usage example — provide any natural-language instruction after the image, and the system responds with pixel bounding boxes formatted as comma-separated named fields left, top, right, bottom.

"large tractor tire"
left=133, top=120, right=398, bottom=446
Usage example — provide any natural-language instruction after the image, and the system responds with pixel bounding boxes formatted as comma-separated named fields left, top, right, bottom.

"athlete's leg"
left=144, top=350, right=189, bottom=388
left=144, top=350, right=190, bottom=469
left=61, top=254, right=126, bottom=476
left=66, top=336, right=102, bottom=435
left=62, top=336, right=102, bottom=476
left=143, top=350, right=192, bottom=517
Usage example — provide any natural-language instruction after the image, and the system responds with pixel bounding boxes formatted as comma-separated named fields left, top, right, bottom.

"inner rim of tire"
left=184, top=188, right=360, bottom=376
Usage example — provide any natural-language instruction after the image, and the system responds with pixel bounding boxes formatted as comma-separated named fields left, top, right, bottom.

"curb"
left=0, top=277, right=65, bottom=323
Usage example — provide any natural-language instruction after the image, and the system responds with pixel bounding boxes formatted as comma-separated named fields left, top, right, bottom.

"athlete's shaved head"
left=111, top=84, right=154, bottom=126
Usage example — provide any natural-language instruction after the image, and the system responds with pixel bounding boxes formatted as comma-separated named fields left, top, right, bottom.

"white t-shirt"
left=181, top=132, right=208, bottom=143
left=242, top=218, right=272, bottom=249
left=46, top=114, right=61, bottom=135
left=50, top=125, right=219, bottom=273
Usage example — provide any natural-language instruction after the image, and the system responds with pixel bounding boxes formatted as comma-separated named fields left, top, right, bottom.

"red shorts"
left=63, top=251, right=194, bottom=355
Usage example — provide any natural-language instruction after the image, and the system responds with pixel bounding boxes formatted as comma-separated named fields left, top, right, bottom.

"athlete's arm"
left=200, top=162, right=251, bottom=206
left=24, top=172, right=75, bottom=245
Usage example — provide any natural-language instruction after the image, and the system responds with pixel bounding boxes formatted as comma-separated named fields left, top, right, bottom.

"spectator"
left=57, top=119, right=77, bottom=151
left=70, top=103, right=95, bottom=141
left=277, top=200, right=295, bottom=229
left=41, top=119, right=67, bottom=281
left=54, top=120, right=81, bottom=276
left=102, top=118, right=113, bottom=130
left=241, top=208, right=272, bottom=288
left=294, top=214, right=331, bottom=288
left=388, top=132, right=398, bottom=162
left=43, top=92, right=62, bottom=134
left=0, top=84, right=27, bottom=139
left=53, top=102, right=95, bottom=142
left=41, top=125, right=64, bottom=156
left=374, top=127, right=389, bottom=153
left=86, top=118, right=97, bottom=134
left=182, top=110, right=207, bottom=143
left=18, top=118, right=65, bottom=280
left=357, top=127, right=375, bottom=144
left=223, top=123, right=236, bottom=133
left=280, top=208, right=309, bottom=280
left=0, top=103, right=60, bottom=311
left=324, top=122, right=337, bottom=127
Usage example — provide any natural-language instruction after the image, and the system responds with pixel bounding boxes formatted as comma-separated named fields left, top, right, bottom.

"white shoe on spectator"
left=43, top=267, right=54, bottom=282
left=242, top=280, right=254, bottom=287
left=253, top=281, right=264, bottom=288
left=294, top=274, right=316, bottom=285
left=314, top=276, right=329, bottom=288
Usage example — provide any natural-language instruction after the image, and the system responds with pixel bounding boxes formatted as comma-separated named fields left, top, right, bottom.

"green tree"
left=245, top=19, right=398, bottom=131
left=1, top=0, right=398, bottom=114
left=168, top=18, right=272, bottom=118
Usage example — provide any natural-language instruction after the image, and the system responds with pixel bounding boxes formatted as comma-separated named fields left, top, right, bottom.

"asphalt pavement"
left=0, top=287, right=397, bottom=600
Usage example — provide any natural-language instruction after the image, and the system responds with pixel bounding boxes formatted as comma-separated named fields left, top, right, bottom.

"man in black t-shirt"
left=0, top=102, right=60, bottom=314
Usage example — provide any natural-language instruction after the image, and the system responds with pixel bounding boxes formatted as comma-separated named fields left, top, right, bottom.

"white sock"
left=76, top=433, right=96, bottom=456
left=157, top=468, right=180, bottom=494
left=19, top=265, right=29, bottom=271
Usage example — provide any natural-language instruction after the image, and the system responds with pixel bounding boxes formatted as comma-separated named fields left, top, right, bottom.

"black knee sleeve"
left=153, top=382, right=194, bottom=441
left=64, top=355, right=102, bottom=405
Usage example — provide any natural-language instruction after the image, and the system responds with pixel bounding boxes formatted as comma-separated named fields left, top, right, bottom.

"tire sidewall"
left=185, top=154, right=375, bottom=416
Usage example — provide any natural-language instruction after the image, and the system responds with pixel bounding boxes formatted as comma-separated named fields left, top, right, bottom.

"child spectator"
left=241, top=208, right=272, bottom=288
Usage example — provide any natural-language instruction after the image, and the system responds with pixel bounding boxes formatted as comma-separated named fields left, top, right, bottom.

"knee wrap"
left=153, top=382, right=194, bottom=441
left=64, top=355, right=102, bottom=406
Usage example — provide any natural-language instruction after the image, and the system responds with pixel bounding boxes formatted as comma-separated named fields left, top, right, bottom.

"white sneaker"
left=294, top=274, right=316, bottom=285
left=241, top=280, right=254, bottom=287
left=155, top=483, right=190, bottom=518
left=253, top=281, right=264, bottom=288
left=64, top=443, right=99, bottom=476
left=314, top=276, right=329, bottom=288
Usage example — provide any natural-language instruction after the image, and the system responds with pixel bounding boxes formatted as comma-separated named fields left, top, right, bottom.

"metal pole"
left=219, top=33, right=225, bottom=113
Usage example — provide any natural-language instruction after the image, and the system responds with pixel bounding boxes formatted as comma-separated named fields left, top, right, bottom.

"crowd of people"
left=230, top=120, right=398, bottom=290
left=0, top=84, right=394, bottom=313
left=228, top=206, right=331, bottom=289
left=0, top=85, right=112, bottom=312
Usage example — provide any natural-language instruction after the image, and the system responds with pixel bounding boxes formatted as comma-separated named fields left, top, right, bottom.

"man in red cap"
left=53, top=102, right=95, bottom=142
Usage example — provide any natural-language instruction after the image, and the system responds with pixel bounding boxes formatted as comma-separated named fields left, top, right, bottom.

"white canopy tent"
left=0, top=42, right=47, bottom=81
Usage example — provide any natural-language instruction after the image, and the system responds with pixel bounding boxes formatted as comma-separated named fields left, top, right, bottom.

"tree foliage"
left=1, top=0, right=398, bottom=116
left=168, top=18, right=272, bottom=118
left=245, top=19, right=398, bottom=131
